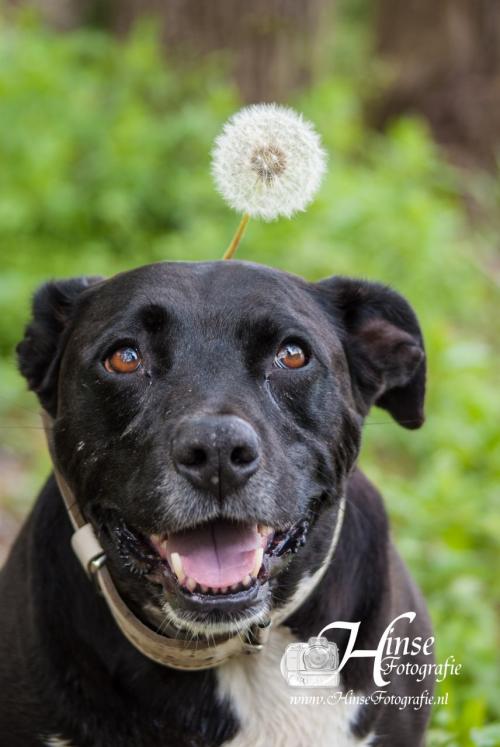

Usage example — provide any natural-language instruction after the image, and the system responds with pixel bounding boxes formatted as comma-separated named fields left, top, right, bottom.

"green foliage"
left=0, top=14, right=498, bottom=745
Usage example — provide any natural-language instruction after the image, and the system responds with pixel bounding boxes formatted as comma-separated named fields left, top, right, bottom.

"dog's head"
left=17, top=261, right=425, bottom=637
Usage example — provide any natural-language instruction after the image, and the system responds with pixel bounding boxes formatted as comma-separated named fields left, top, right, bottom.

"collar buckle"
left=243, top=618, right=272, bottom=653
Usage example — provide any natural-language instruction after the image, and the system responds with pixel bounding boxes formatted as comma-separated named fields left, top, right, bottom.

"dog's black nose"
left=172, top=415, right=261, bottom=495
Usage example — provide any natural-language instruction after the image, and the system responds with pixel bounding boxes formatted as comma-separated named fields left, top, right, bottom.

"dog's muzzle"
left=41, top=411, right=345, bottom=671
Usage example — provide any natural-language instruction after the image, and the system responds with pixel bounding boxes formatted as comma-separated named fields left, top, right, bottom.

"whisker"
left=0, top=425, right=50, bottom=431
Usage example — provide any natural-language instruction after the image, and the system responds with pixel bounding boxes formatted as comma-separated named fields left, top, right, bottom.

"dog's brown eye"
left=275, top=343, right=307, bottom=370
left=104, top=347, right=142, bottom=374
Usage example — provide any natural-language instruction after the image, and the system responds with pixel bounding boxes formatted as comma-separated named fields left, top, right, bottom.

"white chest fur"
left=217, top=627, right=374, bottom=747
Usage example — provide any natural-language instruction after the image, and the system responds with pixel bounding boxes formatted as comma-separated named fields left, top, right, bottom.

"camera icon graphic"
left=280, top=636, right=340, bottom=688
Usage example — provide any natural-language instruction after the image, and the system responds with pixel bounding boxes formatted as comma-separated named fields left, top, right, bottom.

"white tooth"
left=186, top=576, right=197, bottom=591
left=219, top=587, right=227, bottom=594
left=170, top=552, right=185, bottom=582
left=258, top=525, right=272, bottom=537
left=200, top=585, right=208, bottom=593
left=242, top=575, right=251, bottom=587
left=251, top=547, right=264, bottom=578
left=231, top=583, right=239, bottom=591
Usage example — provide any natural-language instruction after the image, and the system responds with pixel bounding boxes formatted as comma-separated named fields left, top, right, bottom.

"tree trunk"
left=372, top=0, right=500, bottom=169
left=113, top=0, right=332, bottom=103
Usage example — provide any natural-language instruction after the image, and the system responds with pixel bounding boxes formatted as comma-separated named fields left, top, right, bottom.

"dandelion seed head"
left=211, top=103, right=327, bottom=221
left=251, top=145, right=287, bottom=183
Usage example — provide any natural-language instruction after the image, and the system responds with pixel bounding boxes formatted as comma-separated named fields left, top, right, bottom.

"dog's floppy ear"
left=17, top=276, right=102, bottom=417
left=315, top=277, right=426, bottom=428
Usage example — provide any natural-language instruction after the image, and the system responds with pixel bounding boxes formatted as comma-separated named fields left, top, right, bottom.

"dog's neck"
left=28, top=470, right=389, bottom=708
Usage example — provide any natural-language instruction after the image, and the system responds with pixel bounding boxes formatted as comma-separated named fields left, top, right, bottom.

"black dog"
left=1, top=261, right=434, bottom=746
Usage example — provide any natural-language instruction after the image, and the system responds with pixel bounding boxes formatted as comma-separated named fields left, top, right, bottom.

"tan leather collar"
left=41, top=410, right=345, bottom=671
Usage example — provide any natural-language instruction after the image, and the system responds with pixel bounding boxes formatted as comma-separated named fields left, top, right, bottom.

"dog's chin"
left=98, top=513, right=310, bottom=639
left=157, top=586, right=273, bottom=638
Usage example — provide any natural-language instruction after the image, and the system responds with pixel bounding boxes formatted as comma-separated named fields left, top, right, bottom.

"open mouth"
left=152, top=522, right=271, bottom=595
left=150, top=519, right=308, bottom=600
left=107, top=515, right=309, bottom=612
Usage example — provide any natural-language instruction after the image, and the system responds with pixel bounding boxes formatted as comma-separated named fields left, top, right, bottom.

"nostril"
left=181, top=447, right=207, bottom=468
left=230, top=445, right=258, bottom=467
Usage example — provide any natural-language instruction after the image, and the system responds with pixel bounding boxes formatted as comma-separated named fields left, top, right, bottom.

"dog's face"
left=18, top=261, right=425, bottom=637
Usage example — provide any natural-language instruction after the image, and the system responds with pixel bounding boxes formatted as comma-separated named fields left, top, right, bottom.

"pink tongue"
left=167, top=522, right=260, bottom=588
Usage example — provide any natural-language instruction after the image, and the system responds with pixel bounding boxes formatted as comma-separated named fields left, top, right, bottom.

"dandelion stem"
left=223, top=213, right=250, bottom=260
